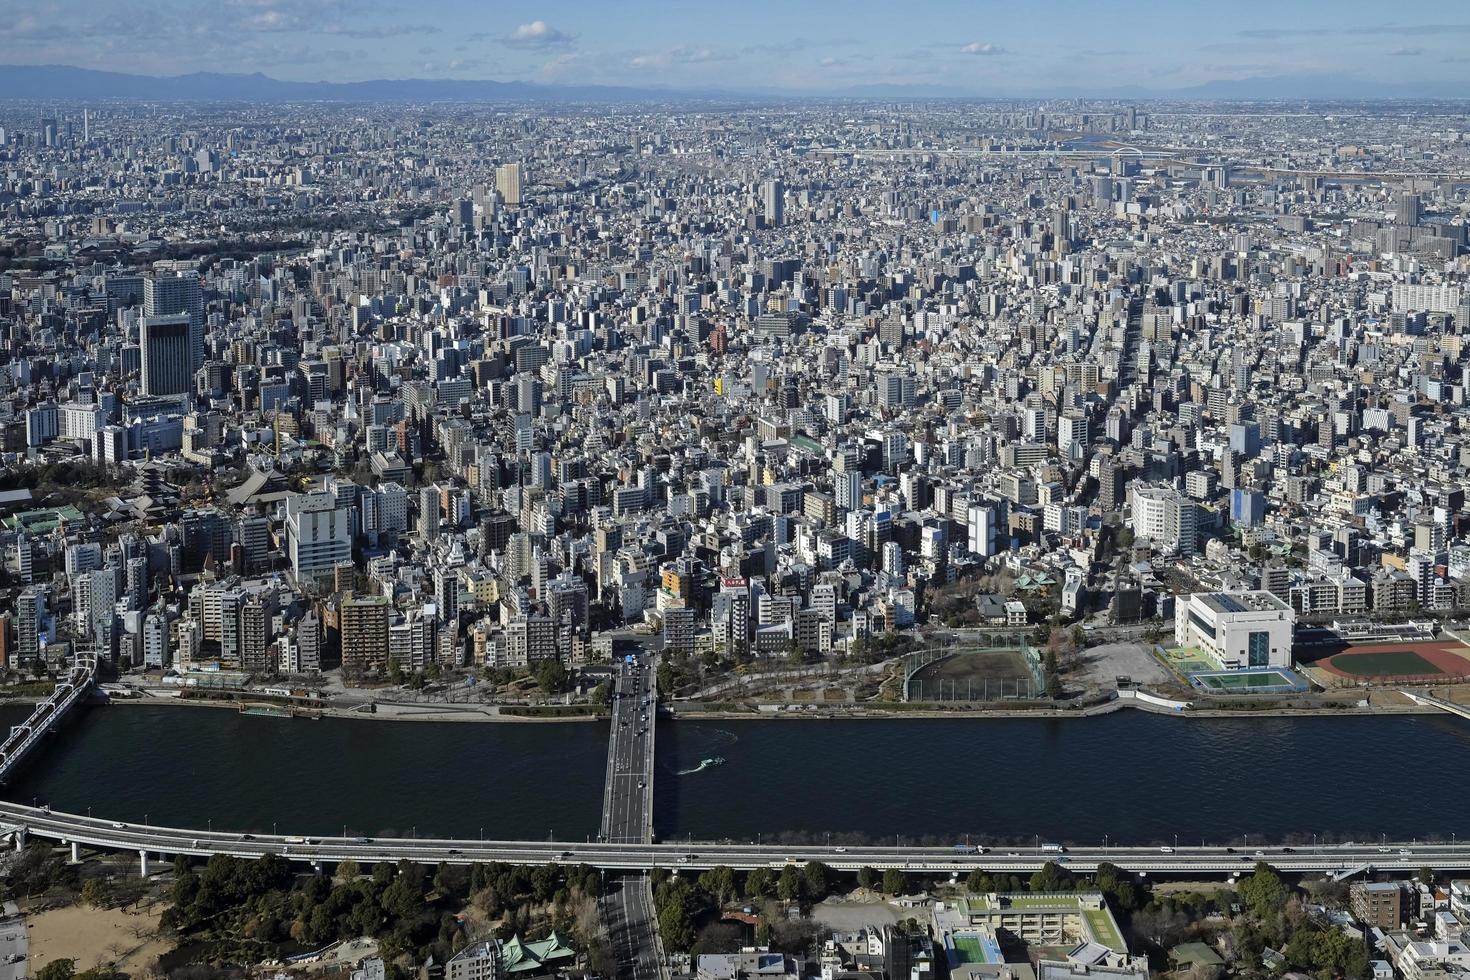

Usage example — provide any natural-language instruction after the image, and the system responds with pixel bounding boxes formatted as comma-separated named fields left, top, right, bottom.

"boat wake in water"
left=676, top=756, right=726, bottom=776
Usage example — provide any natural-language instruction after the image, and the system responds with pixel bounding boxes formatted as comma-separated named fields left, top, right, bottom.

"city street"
left=600, top=874, right=662, bottom=980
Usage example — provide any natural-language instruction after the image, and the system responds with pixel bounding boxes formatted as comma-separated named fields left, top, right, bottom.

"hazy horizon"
left=2, top=0, right=1470, bottom=97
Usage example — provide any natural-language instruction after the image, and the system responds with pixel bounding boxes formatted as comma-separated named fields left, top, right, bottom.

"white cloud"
left=959, top=41, right=1005, bottom=55
left=628, top=45, right=736, bottom=69
left=505, top=20, right=572, bottom=48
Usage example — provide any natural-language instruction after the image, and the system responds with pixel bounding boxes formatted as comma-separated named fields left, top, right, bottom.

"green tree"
left=1239, top=862, right=1290, bottom=918
left=777, top=865, right=803, bottom=902
left=745, top=867, right=774, bottom=899
left=592, top=680, right=612, bottom=707
left=1044, top=649, right=1062, bottom=698
left=386, top=658, right=404, bottom=685
left=535, top=658, right=569, bottom=694
left=37, top=961, right=76, bottom=980
left=857, top=867, right=879, bottom=891
left=380, top=876, right=424, bottom=920
left=1419, top=867, right=1436, bottom=887
left=1030, top=861, right=1070, bottom=893
left=698, top=866, right=737, bottom=906
left=965, top=869, right=993, bottom=893
left=80, top=877, right=109, bottom=908
left=656, top=662, right=675, bottom=695
left=784, top=641, right=804, bottom=665
left=1094, top=862, right=1146, bottom=912
left=1285, top=924, right=1369, bottom=980
left=882, top=868, right=906, bottom=895
left=336, top=858, right=361, bottom=881
left=803, top=861, right=830, bottom=901
left=658, top=899, right=696, bottom=951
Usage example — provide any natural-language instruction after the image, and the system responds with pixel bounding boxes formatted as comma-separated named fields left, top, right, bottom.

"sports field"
left=1085, top=909, right=1127, bottom=952
left=1193, top=669, right=1303, bottom=692
left=1311, top=640, right=1470, bottom=682
left=1198, top=671, right=1286, bottom=689
left=952, top=936, right=987, bottom=964
left=907, top=648, right=1037, bottom=701
left=950, top=932, right=1003, bottom=964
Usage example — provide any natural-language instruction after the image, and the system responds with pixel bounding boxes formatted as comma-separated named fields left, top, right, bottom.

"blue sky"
left=4, top=0, right=1470, bottom=92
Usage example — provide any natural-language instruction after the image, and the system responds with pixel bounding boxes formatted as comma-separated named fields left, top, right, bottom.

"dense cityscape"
left=2, top=13, right=1470, bottom=980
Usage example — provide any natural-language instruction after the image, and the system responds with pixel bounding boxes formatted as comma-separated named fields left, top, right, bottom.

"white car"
left=1159, top=846, right=1175, bottom=853
left=834, top=846, right=848, bottom=853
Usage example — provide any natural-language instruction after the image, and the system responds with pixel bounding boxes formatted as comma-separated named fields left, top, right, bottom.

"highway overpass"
left=2, top=801, right=1467, bottom=878
left=2, top=659, right=1467, bottom=884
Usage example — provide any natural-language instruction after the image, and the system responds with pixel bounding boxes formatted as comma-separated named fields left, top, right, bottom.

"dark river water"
left=5, top=703, right=1468, bottom=845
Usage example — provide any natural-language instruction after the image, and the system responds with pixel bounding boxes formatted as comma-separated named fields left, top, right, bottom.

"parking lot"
left=1072, top=641, right=1172, bottom=689
left=0, top=903, right=29, bottom=980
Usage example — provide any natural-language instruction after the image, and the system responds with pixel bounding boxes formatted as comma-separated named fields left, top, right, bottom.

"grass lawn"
left=1085, top=909, right=1126, bottom=952
left=1331, top=650, right=1442, bottom=677
left=952, top=935, right=987, bottom=964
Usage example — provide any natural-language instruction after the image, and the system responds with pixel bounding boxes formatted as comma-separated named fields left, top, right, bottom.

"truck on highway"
left=1040, top=843, right=1067, bottom=853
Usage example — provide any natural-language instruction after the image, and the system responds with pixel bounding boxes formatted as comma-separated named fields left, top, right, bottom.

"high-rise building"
left=496, top=162, right=523, bottom=206
left=240, top=593, right=276, bottom=673
left=144, top=271, right=204, bottom=376
left=285, top=492, right=353, bottom=589
left=418, top=485, right=441, bottom=541
left=292, top=612, right=321, bottom=674
left=140, top=314, right=193, bottom=395
left=1393, top=191, right=1421, bottom=227
left=761, top=179, right=785, bottom=228
left=339, top=593, right=390, bottom=675
left=15, top=587, right=45, bottom=664
left=712, top=577, right=751, bottom=659
left=142, top=613, right=169, bottom=669
left=434, top=566, right=459, bottom=635
left=1129, top=485, right=1199, bottom=556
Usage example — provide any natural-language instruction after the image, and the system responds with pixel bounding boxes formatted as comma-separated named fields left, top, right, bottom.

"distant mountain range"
left=0, top=63, right=1466, bottom=103
left=0, top=64, right=686, bottom=103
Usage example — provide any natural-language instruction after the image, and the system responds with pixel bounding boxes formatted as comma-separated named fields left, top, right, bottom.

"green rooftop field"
left=1085, top=909, right=1126, bottom=952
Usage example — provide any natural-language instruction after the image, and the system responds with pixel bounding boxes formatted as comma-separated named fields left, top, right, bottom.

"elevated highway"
left=2, top=800, right=1466, bottom=878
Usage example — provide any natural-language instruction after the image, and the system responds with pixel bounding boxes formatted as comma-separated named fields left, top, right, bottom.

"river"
left=4, top=703, right=1468, bottom=845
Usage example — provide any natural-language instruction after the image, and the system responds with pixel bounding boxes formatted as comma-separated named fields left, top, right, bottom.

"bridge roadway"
left=1400, top=690, right=1470, bottom=722
left=0, top=655, right=95, bottom=785
left=599, top=650, right=656, bottom=845
left=596, top=650, right=661, bottom=980
left=4, top=801, right=1469, bottom=877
